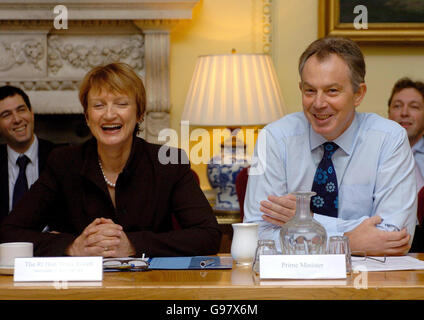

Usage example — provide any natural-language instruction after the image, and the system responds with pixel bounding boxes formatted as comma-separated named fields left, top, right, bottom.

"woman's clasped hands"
left=66, top=218, right=135, bottom=257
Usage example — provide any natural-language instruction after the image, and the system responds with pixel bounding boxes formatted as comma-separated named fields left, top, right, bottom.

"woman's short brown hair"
left=298, top=36, right=366, bottom=93
left=79, top=62, right=146, bottom=121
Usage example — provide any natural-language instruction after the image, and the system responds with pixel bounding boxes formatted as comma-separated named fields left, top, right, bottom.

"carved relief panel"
left=0, top=34, right=47, bottom=78
left=47, top=34, right=144, bottom=78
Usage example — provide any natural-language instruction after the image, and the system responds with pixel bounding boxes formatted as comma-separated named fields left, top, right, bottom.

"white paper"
left=13, top=281, right=102, bottom=288
left=259, top=279, right=347, bottom=286
left=352, top=255, right=424, bottom=272
left=13, top=257, right=103, bottom=282
left=259, top=254, right=346, bottom=279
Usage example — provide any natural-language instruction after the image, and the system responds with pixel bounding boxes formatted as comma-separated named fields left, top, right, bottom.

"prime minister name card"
left=259, top=254, right=346, bottom=279
left=14, top=257, right=103, bottom=282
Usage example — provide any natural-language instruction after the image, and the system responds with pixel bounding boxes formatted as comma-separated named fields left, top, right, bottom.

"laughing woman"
left=0, top=62, right=221, bottom=257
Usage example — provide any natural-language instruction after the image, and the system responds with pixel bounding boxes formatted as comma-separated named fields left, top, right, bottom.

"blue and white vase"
left=207, top=144, right=249, bottom=211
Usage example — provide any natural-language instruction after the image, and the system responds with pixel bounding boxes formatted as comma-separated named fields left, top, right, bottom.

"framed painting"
left=318, top=0, right=424, bottom=43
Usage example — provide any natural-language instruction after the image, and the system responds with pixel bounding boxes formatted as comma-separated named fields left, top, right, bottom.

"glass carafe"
left=279, top=191, right=327, bottom=255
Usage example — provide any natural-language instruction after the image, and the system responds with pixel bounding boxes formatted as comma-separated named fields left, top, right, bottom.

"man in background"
left=388, top=77, right=424, bottom=190
left=388, top=77, right=424, bottom=252
left=0, top=85, right=56, bottom=223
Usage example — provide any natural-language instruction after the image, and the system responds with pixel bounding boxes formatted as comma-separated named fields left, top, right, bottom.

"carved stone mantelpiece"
left=0, top=0, right=199, bottom=144
left=0, top=34, right=47, bottom=76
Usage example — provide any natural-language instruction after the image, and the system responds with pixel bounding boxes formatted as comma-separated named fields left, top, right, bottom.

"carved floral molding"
left=0, top=38, right=44, bottom=72
left=48, top=34, right=144, bottom=75
left=0, top=24, right=146, bottom=109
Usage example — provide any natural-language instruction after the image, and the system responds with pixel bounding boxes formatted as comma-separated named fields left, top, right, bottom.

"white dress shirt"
left=7, top=136, right=39, bottom=212
left=243, top=112, right=417, bottom=251
left=412, top=137, right=424, bottom=192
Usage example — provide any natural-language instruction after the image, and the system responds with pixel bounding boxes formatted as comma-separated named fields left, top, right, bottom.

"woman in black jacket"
left=0, top=62, right=221, bottom=258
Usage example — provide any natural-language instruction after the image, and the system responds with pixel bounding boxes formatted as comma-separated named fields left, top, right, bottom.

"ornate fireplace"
left=0, top=0, right=199, bottom=144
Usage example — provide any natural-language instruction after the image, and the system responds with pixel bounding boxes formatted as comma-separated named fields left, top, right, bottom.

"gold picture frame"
left=318, top=0, right=424, bottom=43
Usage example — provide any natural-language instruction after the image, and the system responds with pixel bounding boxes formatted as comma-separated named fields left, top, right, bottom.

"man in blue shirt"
left=244, top=37, right=416, bottom=256
left=388, top=77, right=424, bottom=252
left=388, top=77, right=424, bottom=191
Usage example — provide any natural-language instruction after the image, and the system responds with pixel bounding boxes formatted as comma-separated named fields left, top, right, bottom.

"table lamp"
left=182, top=53, right=285, bottom=211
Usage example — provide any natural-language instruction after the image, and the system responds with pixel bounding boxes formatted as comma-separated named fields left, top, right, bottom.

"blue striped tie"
left=311, top=142, right=339, bottom=217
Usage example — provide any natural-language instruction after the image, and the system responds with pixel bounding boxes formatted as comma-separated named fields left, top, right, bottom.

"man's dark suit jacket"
left=0, top=138, right=56, bottom=222
left=0, top=137, right=222, bottom=257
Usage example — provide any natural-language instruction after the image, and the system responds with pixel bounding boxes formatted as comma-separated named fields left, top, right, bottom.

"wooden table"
left=1, top=254, right=424, bottom=301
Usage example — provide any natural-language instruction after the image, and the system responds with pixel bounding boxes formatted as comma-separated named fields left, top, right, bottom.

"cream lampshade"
left=182, top=53, right=285, bottom=211
left=182, top=53, right=285, bottom=126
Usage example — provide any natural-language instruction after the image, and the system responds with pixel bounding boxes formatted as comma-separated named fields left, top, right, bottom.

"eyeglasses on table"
left=103, top=258, right=150, bottom=271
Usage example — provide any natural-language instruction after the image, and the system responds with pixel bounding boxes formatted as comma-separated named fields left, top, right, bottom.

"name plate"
left=14, top=257, right=103, bottom=282
left=259, top=254, right=346, bottom=279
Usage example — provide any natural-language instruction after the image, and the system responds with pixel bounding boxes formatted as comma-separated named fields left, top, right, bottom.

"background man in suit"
left=0, top=85, right=55, bottom=222
left=388, top=77, right=424, bottom=252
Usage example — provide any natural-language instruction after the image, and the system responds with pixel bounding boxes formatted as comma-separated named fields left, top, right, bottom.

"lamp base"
left=207, top=139, right=249, bottom=211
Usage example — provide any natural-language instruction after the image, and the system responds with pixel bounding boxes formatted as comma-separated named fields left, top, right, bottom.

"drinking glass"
left=252, top=239, right=278, bottom=274
left=327, top=236, right=352, bottom=273
left=231, top=223, right=258, bottom=266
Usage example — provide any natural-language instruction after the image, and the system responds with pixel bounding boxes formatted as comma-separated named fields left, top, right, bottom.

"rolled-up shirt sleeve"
left=243, top=129, right=287, bottom=250
left=314, top=126, right=417, bottom=243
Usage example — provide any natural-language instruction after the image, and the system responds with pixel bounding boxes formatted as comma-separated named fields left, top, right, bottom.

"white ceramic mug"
left=0, top=242, right=33, bottom=267
left=231, top=223, right=258, bottom=266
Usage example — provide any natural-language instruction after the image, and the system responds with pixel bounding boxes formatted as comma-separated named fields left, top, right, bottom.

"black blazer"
left=0, top=137, right=221, bottom=257
left=0, top=138, right=56, bottom=222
